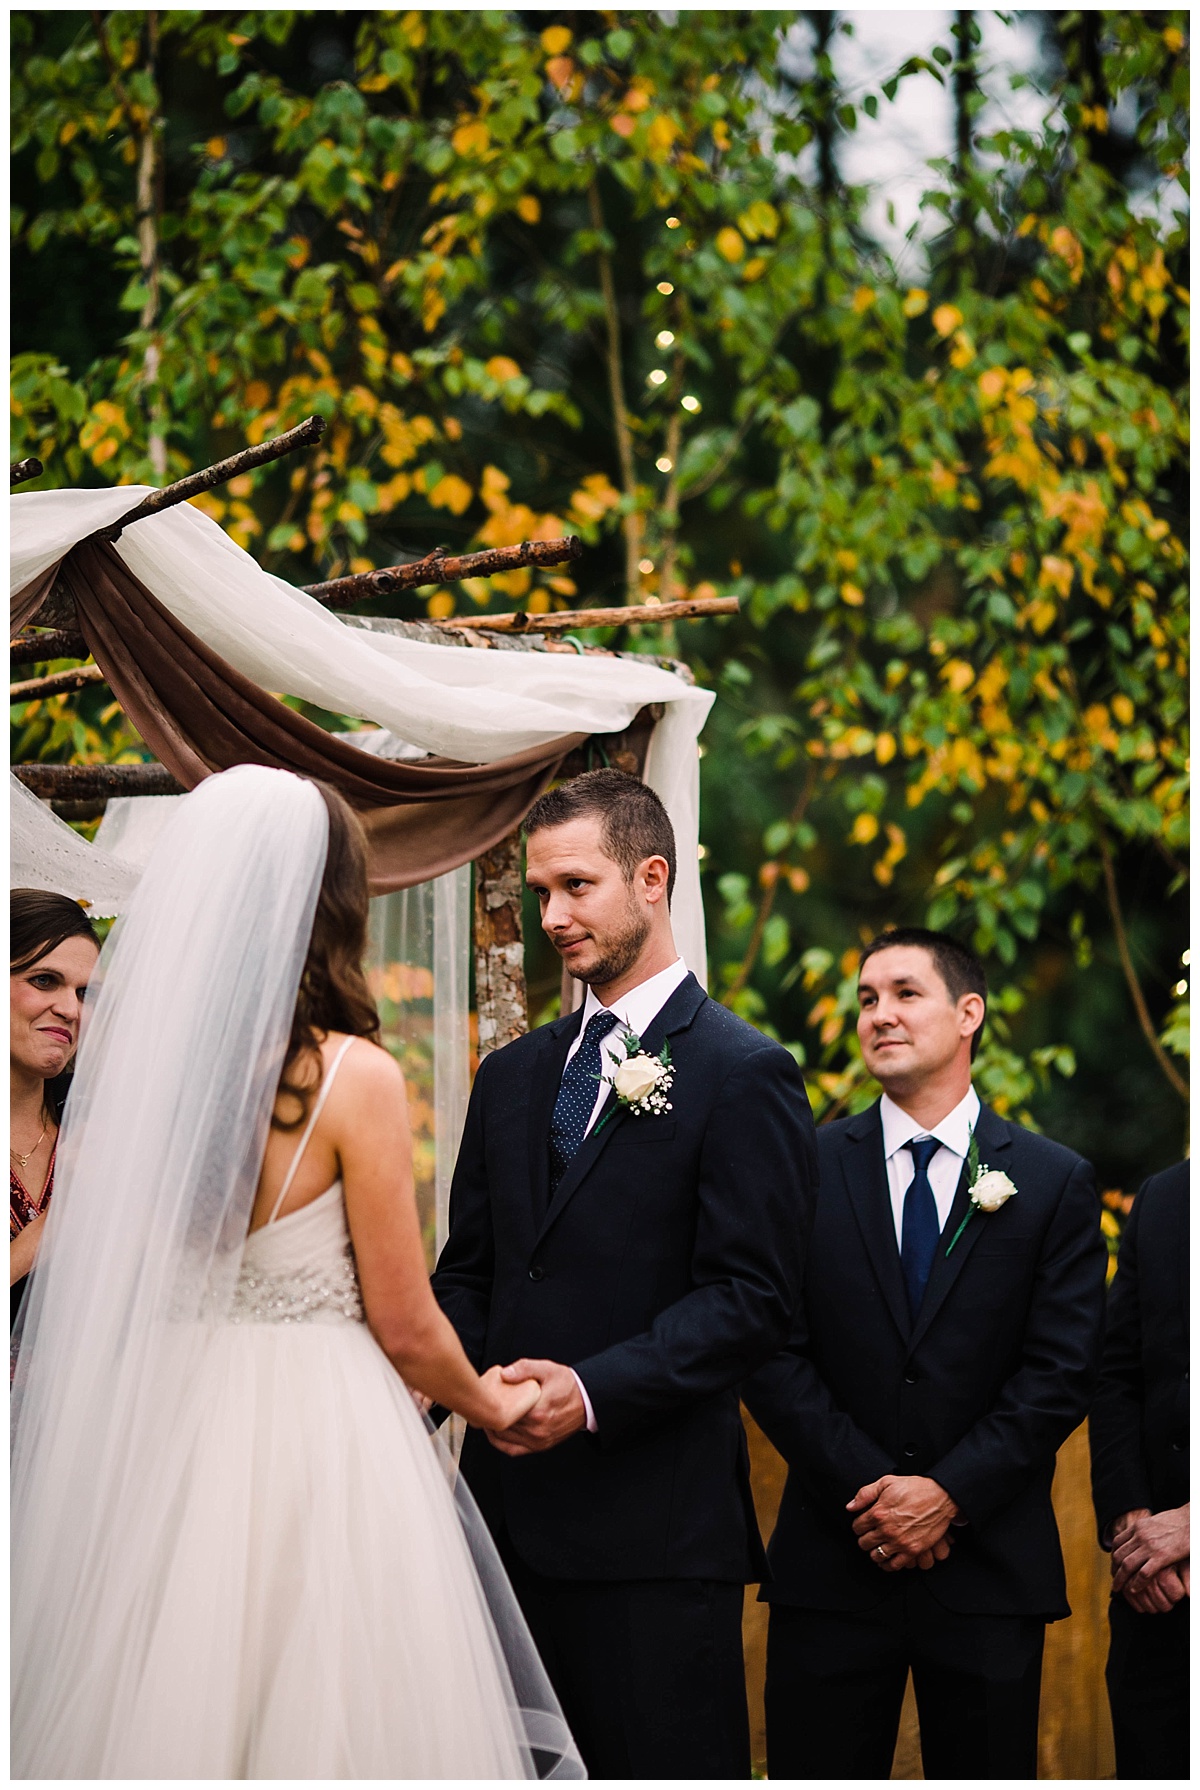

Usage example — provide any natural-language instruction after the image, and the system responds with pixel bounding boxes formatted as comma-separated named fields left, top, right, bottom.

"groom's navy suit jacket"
left=432, top=972, right=817, bottom=1582
left=744, top=1099, right=1106, bottom=1618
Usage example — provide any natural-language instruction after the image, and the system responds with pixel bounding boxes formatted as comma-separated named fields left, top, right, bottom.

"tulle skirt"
left=14, top=1321, right=555, bottom=1778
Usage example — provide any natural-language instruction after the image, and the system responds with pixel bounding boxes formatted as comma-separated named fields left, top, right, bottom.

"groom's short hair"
left=860, top=926, right=988, bottom=1059
left=524, top=768, right=677, bottom=902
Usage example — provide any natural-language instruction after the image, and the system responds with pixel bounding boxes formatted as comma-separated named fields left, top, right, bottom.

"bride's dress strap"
left=266, top=1034, right=357, bottom=1225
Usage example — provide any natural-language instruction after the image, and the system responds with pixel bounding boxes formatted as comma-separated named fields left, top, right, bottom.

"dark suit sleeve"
left=430, top=1051, right=495, bottom=1371
left=1089, top=1183, right=1153, bottom=1543
left=572, top=1044, right=816, bottom=1447
left=929, top=1156, right=1107, bottom=1525
left=742, top=1300, right=896, bottom=1511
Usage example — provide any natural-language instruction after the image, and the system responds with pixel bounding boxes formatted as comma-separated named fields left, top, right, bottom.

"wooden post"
left=473, top=830, right=528, bottom=1057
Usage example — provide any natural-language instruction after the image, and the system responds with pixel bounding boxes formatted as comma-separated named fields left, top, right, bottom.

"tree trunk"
left=136, top=12, right=165, bottom=480
left=588, top=179, right=643, bottom=603
left=473, top=830, right=528, bottom=1056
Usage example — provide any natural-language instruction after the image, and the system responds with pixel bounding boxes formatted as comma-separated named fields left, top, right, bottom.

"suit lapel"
left=527, top=1013, right=579, bottom=1230
left=905, top=1103, right=1012, bottom=1354
left=840, top=1103, right=911, bottom=1341
left=533, top=974, right=707, bottom=1247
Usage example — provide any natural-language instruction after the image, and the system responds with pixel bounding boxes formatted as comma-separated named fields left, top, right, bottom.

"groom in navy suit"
left=745, top=928, right=1107, bottom=1779
left=432, top=769, right=817, bottom=1779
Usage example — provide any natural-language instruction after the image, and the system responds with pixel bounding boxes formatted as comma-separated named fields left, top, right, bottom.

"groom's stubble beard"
left=559, top=889, right=652, bottom=988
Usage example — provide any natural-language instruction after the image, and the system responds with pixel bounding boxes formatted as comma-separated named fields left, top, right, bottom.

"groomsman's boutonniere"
left=593, top=1030, right=674, bottom=1135
left=944, top=1129, right=1018, bottom=1255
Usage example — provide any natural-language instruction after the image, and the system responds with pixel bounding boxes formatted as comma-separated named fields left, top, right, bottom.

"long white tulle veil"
left=11, top=764, right=583, bottom=1780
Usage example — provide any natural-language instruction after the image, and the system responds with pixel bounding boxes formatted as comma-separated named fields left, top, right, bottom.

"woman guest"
left=11, top=889, right=101, bottom=1325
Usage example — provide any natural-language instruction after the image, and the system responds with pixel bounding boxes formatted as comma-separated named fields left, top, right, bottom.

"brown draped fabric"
left=22, top=539, right=584, bottom=891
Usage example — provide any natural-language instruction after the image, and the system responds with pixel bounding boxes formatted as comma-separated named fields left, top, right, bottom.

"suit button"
left=903, top=1371, right=918, bottom=1385
left=903, top=1446, right=916, bottom=1459
left=528, top=1265, right=545, bottom=1282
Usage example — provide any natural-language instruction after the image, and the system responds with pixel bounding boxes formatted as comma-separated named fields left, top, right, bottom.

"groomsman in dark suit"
left=744, top=926, right=1107, bottom=1780
left=432, top=769, right=817, bottom=1779
left=1090, top=1159, right=1189, bottom=1779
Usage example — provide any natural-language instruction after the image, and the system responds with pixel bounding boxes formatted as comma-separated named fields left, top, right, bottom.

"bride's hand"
left=477, top=1363, right=541, bottom=1432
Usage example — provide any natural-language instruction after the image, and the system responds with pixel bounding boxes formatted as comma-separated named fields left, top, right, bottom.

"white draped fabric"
left=9, top=774, right=143, bottom=917
left=12, top=487, right=714, bottom=979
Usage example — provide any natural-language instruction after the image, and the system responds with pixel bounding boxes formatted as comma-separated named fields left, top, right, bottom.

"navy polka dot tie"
left=549, top=1010, right=619, bottom=1193
left=901, top=1135, right=942, bottom=1321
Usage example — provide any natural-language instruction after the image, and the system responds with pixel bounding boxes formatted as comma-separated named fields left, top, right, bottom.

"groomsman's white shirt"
left=560, top=955, right=691, bottom=1432
left=565, top=955, right=691, bottom=1137
left=880, top=1085, right=981, bottom=1250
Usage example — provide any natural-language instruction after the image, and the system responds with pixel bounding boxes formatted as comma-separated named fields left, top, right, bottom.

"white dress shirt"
left=880, top=1086, right=981, bottom=1251
left=561, top=956, right=691, bottom=1432
left=565, top=956, right=692, bottom=1137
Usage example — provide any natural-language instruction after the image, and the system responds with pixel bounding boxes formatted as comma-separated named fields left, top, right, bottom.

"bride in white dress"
left=11, top=766, right=584, bottom=1779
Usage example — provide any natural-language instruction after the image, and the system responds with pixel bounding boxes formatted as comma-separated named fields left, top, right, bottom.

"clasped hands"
left=409, top=1359, right=586, bottom=1453
left=848, top=1473, right=959, bottom=1573
left=1109, top=1505, right=1190, bottom=1613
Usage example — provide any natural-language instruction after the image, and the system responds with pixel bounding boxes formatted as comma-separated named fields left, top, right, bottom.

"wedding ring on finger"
left=875, top=1544, right=889, bottom=1560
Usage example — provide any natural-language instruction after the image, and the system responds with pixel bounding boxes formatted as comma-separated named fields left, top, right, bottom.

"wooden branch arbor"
left=12, top=418, right=734, bottom=1052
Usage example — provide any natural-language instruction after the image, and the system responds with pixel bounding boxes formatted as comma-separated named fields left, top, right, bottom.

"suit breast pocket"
left=972, top=1236, right=1035, bottom=1258
left=611, top=1121, right=677, bottom=1146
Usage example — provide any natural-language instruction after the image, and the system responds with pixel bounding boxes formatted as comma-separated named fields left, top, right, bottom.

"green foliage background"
left=11, top=9, right=1189, bottom=1188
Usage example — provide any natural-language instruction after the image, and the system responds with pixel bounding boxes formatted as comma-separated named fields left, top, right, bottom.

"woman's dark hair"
left=10, top=888, right=101, bottom=975
left=273, top=782, right=382, bottom=1130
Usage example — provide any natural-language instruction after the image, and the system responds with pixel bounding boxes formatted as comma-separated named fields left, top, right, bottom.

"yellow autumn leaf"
left=516, top=195, right=540, bottom=225
left=646, top=113, right=678, bottom=155
left=932, top=303, right=963, bottom=338
left=1112, top=694, right=1135, bottom=725
left=850, top=813, right=879, bottom=845
left=978, top=367, right=1006, bottom=404
left=942, top=659, right=975, bottom=694
left=852, top=286, right=875, bottom=314
left=485, top=356, right=521, bottom=383
left=428, top=474, right=474, bottom=515
left=839, top=582, right=865, bottom=607
left=903, top=288, right=928, bottom=317
left=875, top=732, right=897, bottom=765
left=610, top=114, right=636, bottom=139
left=540, top=24, right=572, bottom=54
left=715, top=227, right=745, bottom=263
left=451, top=119, right=489, bottom=158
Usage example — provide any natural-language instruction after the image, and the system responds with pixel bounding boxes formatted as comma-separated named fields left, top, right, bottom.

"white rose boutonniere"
left=593, top=1029, right=674, bottom=1134
left=945, top=1130, right=1017, bottom=1255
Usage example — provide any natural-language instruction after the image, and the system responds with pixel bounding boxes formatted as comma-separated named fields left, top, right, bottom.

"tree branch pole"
left=473, top=830, right=528, bottom=1055
left=656, top=346, right=686, bottom=605
left=13, top=762, right=184, bottom=801
left=1097, top=830, right=1189, bottom=1100
left=11, top=628, right=90, bottom=668
left=438, top=595, right=739, bottom=635
left=588, top=179, right=643, bottom=603
left=101, top=414, right=327, bottom=539
left=11, top=459, right=43, bottom=487
left=305, top=536, right=582, bottom=607
left=138, top=11, right=165, bottom=479
left=11, top=665, right=106, bottom=703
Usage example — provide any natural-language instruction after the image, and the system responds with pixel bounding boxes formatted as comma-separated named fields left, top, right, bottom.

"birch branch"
left=305, top=536, right=582, bottom=606
left=11, top=665, right=106, bottom=703
left=101, top=414, right=327, bottom=539
left=436, top=595, right=738, bottom=635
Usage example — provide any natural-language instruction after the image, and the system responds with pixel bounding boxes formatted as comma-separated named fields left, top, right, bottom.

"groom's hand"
left=484, top=1359, right=585, bottom=1456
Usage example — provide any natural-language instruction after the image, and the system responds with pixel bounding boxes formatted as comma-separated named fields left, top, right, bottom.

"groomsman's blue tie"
left=901, top=1135, right=942, bottom=1320
left=549, top=1010, right=619, bottom=1193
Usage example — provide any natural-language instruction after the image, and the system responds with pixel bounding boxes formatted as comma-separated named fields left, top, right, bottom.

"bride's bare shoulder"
left=320, top=1033, right=405, bottom=1100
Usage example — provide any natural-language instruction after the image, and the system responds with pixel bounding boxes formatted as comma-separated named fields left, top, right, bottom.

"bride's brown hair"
left=273, top=781, right=382, bottom=1130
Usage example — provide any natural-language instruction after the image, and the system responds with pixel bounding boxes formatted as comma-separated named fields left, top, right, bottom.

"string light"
left=648, top=368, right=668, bottom=385
left=656, top=456, right=673, bottom=472
left=656, top=281, right=674, bottom=294
left=666, top=216, right=682, bottom=228
left=638, top=557, right=655, bottom=575
left=1173, top=979, right=1188, bottom=997
left=1182, top=949, right=1191, bottom=965
left=656, top=329, right=675, bottom=347
left=681, top=394, right=701, bottom=412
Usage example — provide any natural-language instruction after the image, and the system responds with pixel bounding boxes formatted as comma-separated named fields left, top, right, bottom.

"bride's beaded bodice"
left=230, top=1182, right=364, bottom=1325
